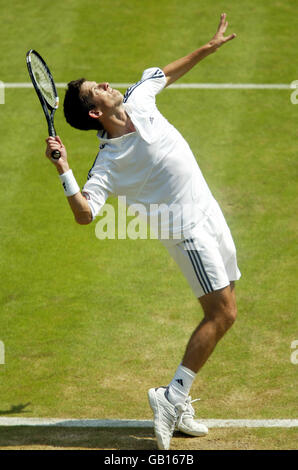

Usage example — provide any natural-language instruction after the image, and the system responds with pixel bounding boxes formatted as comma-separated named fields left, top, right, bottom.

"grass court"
left=0, top=0, right=297, bottom=450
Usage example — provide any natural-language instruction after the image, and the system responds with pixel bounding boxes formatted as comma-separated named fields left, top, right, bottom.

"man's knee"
left=209, top=300, right=237, bottom=335
left=199, top=285, right=237, bottom=332
left=222, top=301, right=237, bottom=329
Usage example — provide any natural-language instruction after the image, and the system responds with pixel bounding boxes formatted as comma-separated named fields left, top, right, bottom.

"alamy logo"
left=0, top=341, right=5, bottom=365
left=290, top=340, right=298, bottom=364
left=94, top=195, right=200, bottom=241
left=0, top=81, right=4, bottom=104
left=290, top=80, right=298, bottom=104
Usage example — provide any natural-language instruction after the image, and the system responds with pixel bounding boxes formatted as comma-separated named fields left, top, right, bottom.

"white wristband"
left=59, top=169, right=80, bottom=197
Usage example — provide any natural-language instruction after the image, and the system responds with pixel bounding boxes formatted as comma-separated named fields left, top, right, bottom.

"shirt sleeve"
left=123, top=67, right=166, bottom=111
left=82, top=161, right=113, bottom=220
left=122, top=68, right=167, bottom=144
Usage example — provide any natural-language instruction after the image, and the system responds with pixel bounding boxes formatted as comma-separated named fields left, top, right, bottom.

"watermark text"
left=0, top=81, right=4, bottom=104
left=0, top=341, right=5, bottom=365
left=290, top=80, right=298, bottom=104
left=290, top=340, right=298, bottom=364
left=94, top=196, right=199, bottom=241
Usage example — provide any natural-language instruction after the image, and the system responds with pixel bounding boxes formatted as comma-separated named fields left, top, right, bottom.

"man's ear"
left=89, top=109, right=103, bottom=119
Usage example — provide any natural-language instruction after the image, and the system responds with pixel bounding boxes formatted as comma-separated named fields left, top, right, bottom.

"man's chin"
left=115, top=89, right=123, bottom=100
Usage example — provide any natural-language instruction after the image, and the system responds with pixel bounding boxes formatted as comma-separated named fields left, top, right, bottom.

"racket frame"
left=26, top=49, right=60, bottom=159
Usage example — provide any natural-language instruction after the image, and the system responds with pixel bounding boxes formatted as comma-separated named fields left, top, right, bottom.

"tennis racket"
left=26, top=49, right=61, bottom=160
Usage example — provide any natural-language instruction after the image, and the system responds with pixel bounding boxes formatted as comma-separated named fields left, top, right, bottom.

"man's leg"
left=149, top=282, right=237, bottom=449
left=182, top=281, right=237, bottom=373
left=167, top=282, right=236, bottom=405
left=149, top=199, right=241, bottom=448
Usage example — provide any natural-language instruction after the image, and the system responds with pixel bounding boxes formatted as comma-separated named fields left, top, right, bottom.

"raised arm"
left=163, top=13, right=236, bottom=87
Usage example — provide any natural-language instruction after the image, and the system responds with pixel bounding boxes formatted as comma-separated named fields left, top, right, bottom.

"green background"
left=0, top=0, right=297, bottom=442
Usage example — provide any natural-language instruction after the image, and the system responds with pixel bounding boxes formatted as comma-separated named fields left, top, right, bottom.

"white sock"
left=167, top=364, right=196, bottom=405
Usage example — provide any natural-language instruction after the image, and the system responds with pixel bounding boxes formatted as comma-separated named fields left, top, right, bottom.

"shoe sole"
left=148, top=388, right=170, bottom=450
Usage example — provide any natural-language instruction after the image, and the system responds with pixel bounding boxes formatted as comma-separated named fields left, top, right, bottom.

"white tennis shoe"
left=176, top=396, right=208, bottom=437
left=148, top=387, right=208, bottom=449
left=148, top=386, right=179, bottom=450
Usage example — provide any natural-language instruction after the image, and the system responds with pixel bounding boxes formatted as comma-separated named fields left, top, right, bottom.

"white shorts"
left=165, top=202, right=241, bottom=298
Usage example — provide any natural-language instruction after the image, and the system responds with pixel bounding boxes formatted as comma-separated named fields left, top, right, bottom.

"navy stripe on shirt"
left=123, top=69, right=165, bottom=103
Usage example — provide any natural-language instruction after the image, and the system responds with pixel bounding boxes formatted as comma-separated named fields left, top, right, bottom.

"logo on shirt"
left=149, top=116, right=154, bottom=125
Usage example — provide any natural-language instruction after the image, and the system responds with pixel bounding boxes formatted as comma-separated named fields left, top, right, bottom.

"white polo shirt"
left=82, top=67, right=216, bottom=244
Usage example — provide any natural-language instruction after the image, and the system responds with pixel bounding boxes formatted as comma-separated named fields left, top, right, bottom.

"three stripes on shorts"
left=183, top=238, right=214, bottom=295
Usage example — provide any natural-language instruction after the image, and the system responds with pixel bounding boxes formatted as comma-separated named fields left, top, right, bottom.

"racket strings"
left=30, top=54, right=58, bottom=109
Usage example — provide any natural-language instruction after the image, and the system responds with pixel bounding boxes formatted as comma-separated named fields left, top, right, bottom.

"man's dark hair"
left=63, top=78, right=103, bottom=131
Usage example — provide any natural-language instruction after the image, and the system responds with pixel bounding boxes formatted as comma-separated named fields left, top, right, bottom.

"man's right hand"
left=45, top=136, right=70, bottom=174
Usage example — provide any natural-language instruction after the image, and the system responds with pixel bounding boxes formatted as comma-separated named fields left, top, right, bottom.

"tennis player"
left=46, top=13, right=240, bottom=450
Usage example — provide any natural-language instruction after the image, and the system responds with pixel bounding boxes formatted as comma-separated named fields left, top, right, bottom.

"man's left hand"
left=209, top=13, right=236, bottom=51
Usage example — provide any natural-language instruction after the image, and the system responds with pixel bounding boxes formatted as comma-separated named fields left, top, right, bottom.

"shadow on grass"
left=0, top=426, right=157, bottom=450
left=0, top=403, right=31, bottom=415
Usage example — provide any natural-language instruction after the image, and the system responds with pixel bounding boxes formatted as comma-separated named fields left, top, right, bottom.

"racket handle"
left=51, top=149, right=61, bottom=160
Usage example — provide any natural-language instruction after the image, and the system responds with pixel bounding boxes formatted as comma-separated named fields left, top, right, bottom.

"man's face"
left=80, top=81, right=123, bottom=115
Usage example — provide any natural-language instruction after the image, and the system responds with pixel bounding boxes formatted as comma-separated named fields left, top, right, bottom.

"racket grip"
left=51, top=149, right=61, bottom=160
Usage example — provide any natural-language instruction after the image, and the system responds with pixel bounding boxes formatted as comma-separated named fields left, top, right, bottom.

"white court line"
left=2, top=82, right=294, bottom=90
left=0, top=418, right=297, bottom=428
